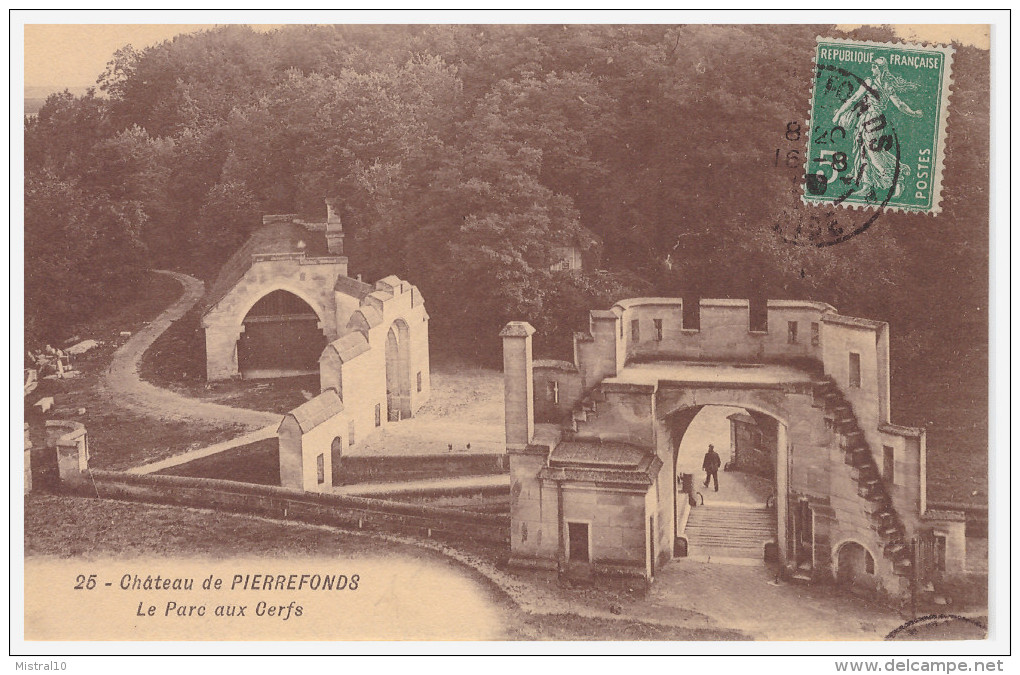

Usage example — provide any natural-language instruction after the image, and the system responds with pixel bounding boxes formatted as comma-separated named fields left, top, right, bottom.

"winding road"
left=101, top=270, right=281, bottom=429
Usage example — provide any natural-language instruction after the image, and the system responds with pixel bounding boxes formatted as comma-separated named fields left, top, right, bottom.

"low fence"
left=89, top=470, right=509, bottom=546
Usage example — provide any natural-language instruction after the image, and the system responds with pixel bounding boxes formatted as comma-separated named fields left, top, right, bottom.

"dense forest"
left=24, top=25, right=989, bottom=499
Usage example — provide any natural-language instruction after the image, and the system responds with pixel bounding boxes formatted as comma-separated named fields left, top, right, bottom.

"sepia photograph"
left=11, top=9, right=1008, bottom=664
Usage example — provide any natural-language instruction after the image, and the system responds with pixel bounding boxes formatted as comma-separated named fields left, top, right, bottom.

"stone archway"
left=237, top=289, right=327, bottom=378
left=385, top=318, right=412, bottom=421
left=666, top=402, right=784, bottom=562
left=835, top=540, right=878, bottom=594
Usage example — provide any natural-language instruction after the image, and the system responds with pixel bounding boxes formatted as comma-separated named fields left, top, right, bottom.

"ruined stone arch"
left=656, top=393, right=791, bottom=558
left=657, top=390, right=792, bottom=430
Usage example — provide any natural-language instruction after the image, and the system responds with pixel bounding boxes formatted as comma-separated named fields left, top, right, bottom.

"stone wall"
left=47, top=420, right=90, bottom=489
left=573, top=299, right=836, bottom=372
left=339, top=454, right=507, bottom=484
left=319, top=337, right=385, bottom=448
left=91, top=471, right=509, bottom=546
left=564, top=486, right=648, bottom=576
left=320, top=276, right=431, bottom=432
left=507, top=448, right=556, bottom=569
left=532, top=362, right=582, bottom=424
left=821, top=317, right=890, bottom=453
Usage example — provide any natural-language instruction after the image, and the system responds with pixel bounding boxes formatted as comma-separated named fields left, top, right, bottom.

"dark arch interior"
left=837, top=540, right=876, bottom=586
left=237, top=290, right=326, bottom=378
left=666, top=404, right=780, bottom=544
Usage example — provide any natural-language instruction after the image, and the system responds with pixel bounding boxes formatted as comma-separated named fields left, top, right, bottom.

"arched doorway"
left=237, top=290, right=326, bottom=379
left=385, top=319, right=411, bottom=421
left=668, top=405, right=782, bottom=562
left=836, top=540, right=877, bottom=592
left=330, top=436, right=344, bottom=486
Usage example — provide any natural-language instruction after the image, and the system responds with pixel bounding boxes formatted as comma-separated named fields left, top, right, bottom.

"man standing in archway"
left=702, top=444, right=721, bottom=492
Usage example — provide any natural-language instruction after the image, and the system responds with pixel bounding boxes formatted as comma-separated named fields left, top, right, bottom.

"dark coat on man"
left=702, top=448, right=721, bottom=472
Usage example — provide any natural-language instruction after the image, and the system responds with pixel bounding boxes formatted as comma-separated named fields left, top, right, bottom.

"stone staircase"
left=815, top=377, right=913, bottom=577
left=683, top=504, right=777, bottom=564
left=565, top=387, right=606, bottom=438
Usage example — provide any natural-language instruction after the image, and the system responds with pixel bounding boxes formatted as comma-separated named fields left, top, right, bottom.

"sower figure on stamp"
left=830, top=57, right=923, bottom=200
left=702, top=444, right=721, bottom=492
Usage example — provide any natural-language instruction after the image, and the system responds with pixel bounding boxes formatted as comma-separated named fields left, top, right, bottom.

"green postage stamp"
left=804, top=38, right=954, bottom=214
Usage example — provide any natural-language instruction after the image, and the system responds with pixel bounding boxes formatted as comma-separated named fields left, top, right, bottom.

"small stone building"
left=278, top=389, right=346, bottom=492
left=550, top=227, right=602, bottom=272
left=201, top=200, right=431, bottom=491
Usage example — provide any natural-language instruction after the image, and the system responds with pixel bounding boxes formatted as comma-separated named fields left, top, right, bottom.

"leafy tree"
left=24, top=172, right=146, bottom=345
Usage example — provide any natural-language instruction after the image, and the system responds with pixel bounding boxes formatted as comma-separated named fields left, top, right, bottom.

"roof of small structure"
left=375, top=275, right=403, bottom=291
left=499, top=322, right=535, bottom=337
left=350, top=305, right=383, bottom=329
left=325, top=332, right=370, bottom=363
left=549, top=440, right=651, bottom=469
left=202, top=222, right=334, bottom=315
left=539, top=440, right=661, bottom=487
left=823, top=313, right=885, bottom=330
left=334, top=275, right=374, bottom=300
left=284, top=388, right=343, bottom=434
left=921, top=509, right=967, bottom=522
left=552, top=225, right=601, bottom=250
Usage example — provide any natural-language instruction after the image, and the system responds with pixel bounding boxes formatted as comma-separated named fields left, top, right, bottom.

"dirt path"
left=101, top=270, right=281, bottom=430
left=648, top=559, right=905, bottom=640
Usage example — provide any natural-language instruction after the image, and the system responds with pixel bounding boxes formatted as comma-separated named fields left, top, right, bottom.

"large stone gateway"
left=199, top=200, right=431, bottom=490
left=237, top=289, right=328, bottom=378
left=201, top=200, right=351, bottom=381
left=501, top=298, right=966, bottom=599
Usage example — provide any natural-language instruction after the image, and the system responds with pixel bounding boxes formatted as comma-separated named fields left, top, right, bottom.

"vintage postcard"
left=13, top=12, right=1006, bottom=664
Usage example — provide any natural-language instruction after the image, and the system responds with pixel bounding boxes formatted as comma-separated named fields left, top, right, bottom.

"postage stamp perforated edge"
left=801, top=36, right=955, bottom=215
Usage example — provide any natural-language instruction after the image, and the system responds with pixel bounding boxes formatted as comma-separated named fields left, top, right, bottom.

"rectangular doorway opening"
left=682, top=298, right=701, bottom=330
left=749, top=297, right=768, bottom=333
left=567, top=522, right=590, bottom=563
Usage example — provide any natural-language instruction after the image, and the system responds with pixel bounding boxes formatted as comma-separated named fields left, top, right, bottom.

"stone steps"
left=683, top=505, right=777, bottom=564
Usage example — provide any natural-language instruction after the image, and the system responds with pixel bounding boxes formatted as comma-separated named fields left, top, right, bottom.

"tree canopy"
left=25, top=24, right=987, bottom=376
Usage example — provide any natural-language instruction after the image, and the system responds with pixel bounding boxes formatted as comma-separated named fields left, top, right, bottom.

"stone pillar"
left=776, top=421, right=789, bottom=563
left=204, top=323, right=242, bottom=381
left=47, top=421, right=89, bottom=489
left=500, top=322, right=536, bottom=450
left=278, top=415, right=304, bottom=490
left=325, top=198, right=345, bottom=254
